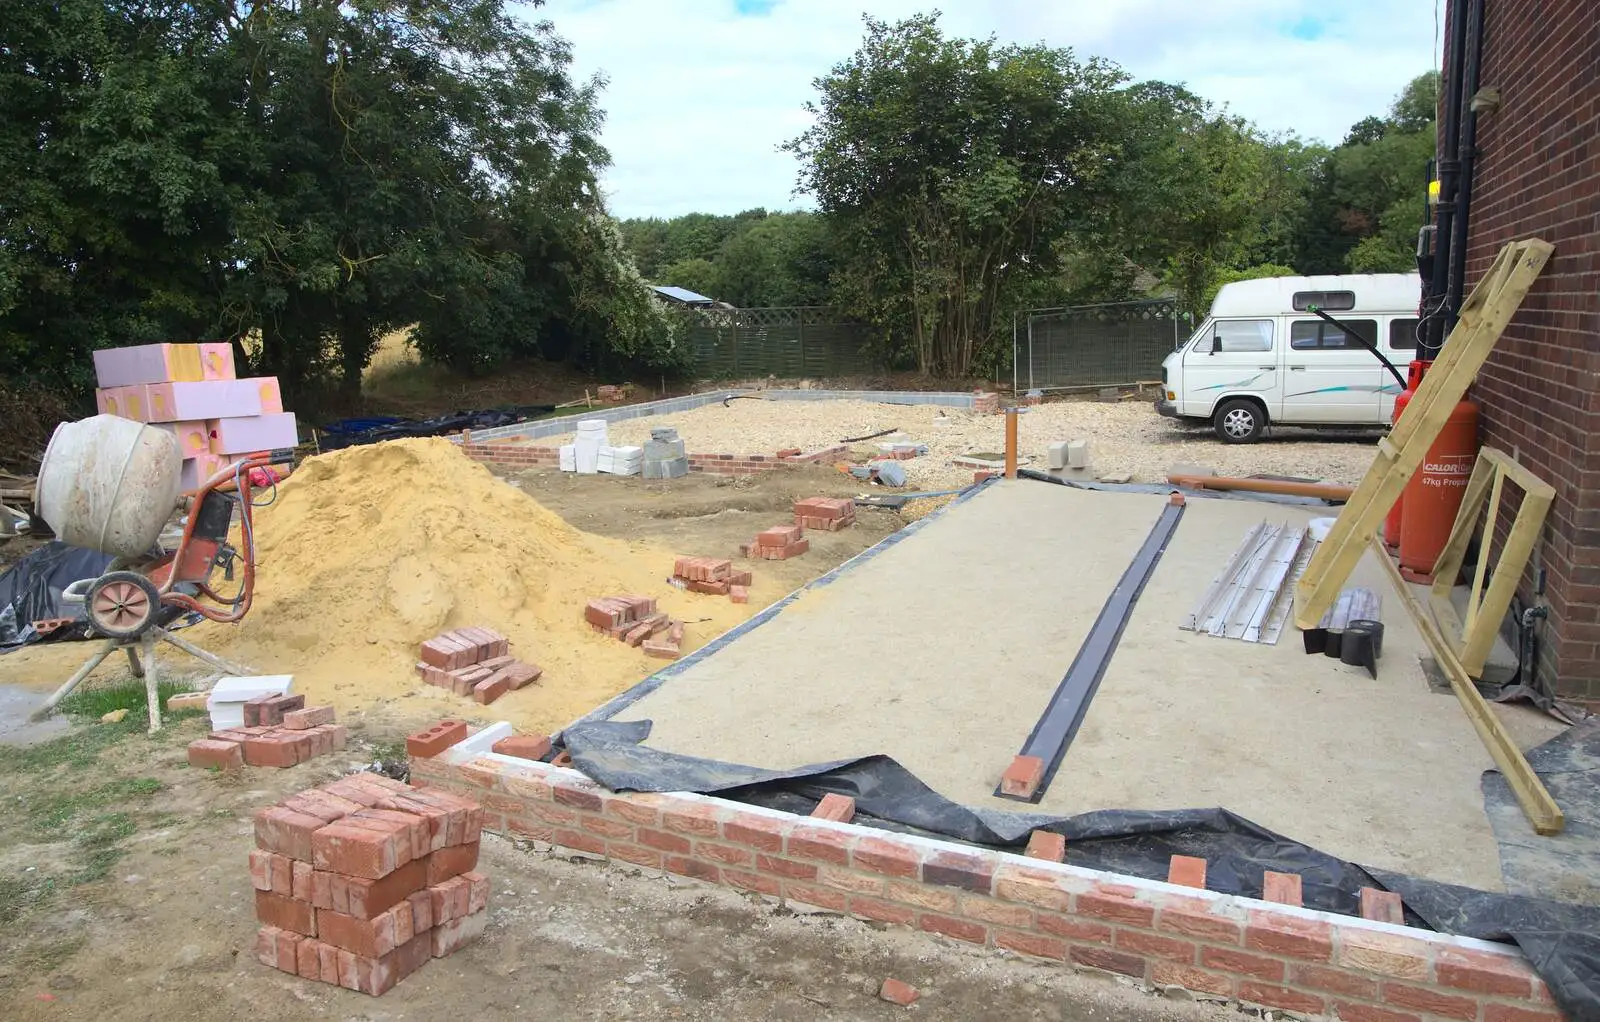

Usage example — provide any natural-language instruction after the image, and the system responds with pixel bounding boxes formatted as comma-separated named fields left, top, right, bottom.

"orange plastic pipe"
left=1166, top=473, right=1353, bottom=501
left=1004, top=409, right=1019, bottom=479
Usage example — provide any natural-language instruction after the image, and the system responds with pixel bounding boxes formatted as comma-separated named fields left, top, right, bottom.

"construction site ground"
left=0, top=711, right=1242, bottom=1022
left=620, top=480, right=1565, bottom=892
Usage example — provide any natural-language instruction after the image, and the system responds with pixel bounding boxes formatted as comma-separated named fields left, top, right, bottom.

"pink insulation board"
left=154, top=420, right=211, bottom=458
left=144, top=380, right=261, bottom=423
left=206, top=413, right=297, bottom=455
left=181, top=452, right=241, bottom=491
left=92, top=344, right=204, bottom=387
left=199, top=342, right=236, bottom=381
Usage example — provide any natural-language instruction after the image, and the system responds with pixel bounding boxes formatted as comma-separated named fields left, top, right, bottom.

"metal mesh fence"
left=1018, top=299, right=1184, bottom=391
left=682, top=306, right=878, bottom=379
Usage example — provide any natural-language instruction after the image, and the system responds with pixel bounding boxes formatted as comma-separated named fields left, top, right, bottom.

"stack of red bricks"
left=584, top=594, right=686, bottom=659
left=740, top=524, right=810, bottom=561
left=596, top=384, right=625, bottom=402
left=188, top=695, right=346, bottom=770
left=416, top=627, right=541, bottom=705
left=672, top=556, right=753, bottom=603
left=252, top=771, right=490, bottom=996
left=793, top=497, right=856, bottom=532
left=972, top=391, right=1000, bottom=414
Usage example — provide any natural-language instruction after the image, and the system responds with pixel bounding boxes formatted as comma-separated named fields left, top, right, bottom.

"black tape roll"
left=1350, top=618, right=1384, bottom=658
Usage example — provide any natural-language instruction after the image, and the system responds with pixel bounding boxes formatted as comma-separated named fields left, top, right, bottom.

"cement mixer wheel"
left=86, top=570, right=161, bottom=640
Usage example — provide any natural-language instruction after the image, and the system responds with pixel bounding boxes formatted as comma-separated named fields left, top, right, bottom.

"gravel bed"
left=534, top=397, right=1380, bottom=490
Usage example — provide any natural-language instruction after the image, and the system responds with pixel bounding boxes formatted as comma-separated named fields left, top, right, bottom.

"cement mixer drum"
left=34, top=414, right=184, bottom=558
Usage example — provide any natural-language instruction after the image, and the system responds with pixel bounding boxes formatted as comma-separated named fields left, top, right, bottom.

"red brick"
left=1360, top=887, right=1405, bottom=924
left=1336, top=928, right=1431, bottom=979
left=1000, top=755, right=1044, bottom=798
left=188, top=738, right=243, bottom=770
left=406, top=720, right=468, bottom=758
left=878, top=978, right=920, bottom=1006
left=637, top=828, right=692, bottom=855
left=472, top=674, right=510, bottom=704
left=295, top=935, right=322, bottom=979
left=853, top=837, right=920, bottom=878
left=995, top=869, right=1071, bottom=910
left=757, top=525, right=803, bottom=548
left=957, top=896, right=1031, bottom=929
left=499, top=662, right=542, bottom=689
left=1262, top=871, right=1303, bottom=906
left=607, top=796, right=664, bottom=829
left=245, top=693, right=304, bottom=727
left=1036, top=914, right=1113, bottom=943
left=1070, top=946, right=1146, bottom=977
left=609, top=842, right=665, bottom=869
left=552, top=782, right=604, bottom=812
left=1199, top=947, right=1286, bottom=982
left=722, top=815, right=786, bottom=853
left=756, top=854, right=818, bottom=880
left=1480, top=1006, right=1567, bottom=1022
left=1237, top=983, right=1325, bottom=1014
left=339, top=859, right=426, bottom=921
left=312, top=820, right=405, bottom=879
left=1115, top=928, right=1196, bottom=964
left=850, top=895, right=916, bottom=926
left=1381, top=982, right=1479, bottom=1020
left=292, top=860, right=313, bottom=902
left=254, top=805, right=324, bottom=861
left=784, top=881, right=848, bottom=912
left=273, top=928, right=302, bottom=973
left=786, top=825, right=853, bottom=865
left=1075, top=891, right=1154, bottom=928
left=248, top=848, right=275, bottom=891
left=317, top=941, right=340, bottom=985
left=282, top=705, right=335, bottom=730
left=662, top=855, right=720, bottom=883
left=994, top=928, right=1067, bottom=961
left=922, top=850, right=994, bottom=894
left=420, top=636, right=464, bottom=669
left=465, top=871, right=489, bottom=914
left=581, top=815, right=634, bottom=840
left=1167, top=855, right=1206, bottom=889
left=1156, top=903, right=1241, bottom=944
left=1245, top=911, right=1333, bottom=961
left=1024, top=830, right=1066, bottom=862
left=1434, top=946, right=1537, bottom=998
left=1291, top=963, right=1379, bottom=999
left=425, top=840, right=480, bottom=885
left=1331, top=1004, right=1423, bottom=1022
left=268, top=852, right=293, bottom=895
left=919, top=912, right=986, bottom=944
left=429, top=909, right=488, bottom=959
left=1151, top=962, right=1235, bottom=998
left=255, top=890, right=316, bottom=936
left=729, top=585, right=749, bottom=604
left=491, top=734, right=551, bottom=761
left=551, top=827, right=607, bottom=856
left=240, top=732, right=303, bottom=769
left=642, top=640, right=681, bottom=659
left=722, top=869, right=782, bottom=896
left=695, top=841, right=754, bottom=868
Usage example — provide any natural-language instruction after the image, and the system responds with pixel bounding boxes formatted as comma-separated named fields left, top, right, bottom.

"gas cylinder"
left=1382, top=361, right=1428, bottom=551
left=1398, top=398, right=1480, bottom=582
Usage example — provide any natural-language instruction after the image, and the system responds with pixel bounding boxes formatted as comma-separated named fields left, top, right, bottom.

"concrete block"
left=1047, top=441, right=1070, bottom=470
left=1066, top=440, right=1091, bottom=469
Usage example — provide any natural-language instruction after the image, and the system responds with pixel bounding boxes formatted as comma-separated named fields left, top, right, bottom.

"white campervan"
left=1156, top=273, right=1421, bottom=443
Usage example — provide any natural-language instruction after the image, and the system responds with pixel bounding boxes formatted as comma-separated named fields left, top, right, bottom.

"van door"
left=1279, top=317, right=1381, bottom=423
left=1179, top=318, right=1281, bottom=420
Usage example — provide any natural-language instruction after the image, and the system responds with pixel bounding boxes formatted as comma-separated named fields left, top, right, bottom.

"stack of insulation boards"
left=92, top=341, right=296, bottom=489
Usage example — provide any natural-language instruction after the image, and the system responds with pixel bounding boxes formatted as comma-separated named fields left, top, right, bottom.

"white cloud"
left=533, top=0, right=1438, bottom=218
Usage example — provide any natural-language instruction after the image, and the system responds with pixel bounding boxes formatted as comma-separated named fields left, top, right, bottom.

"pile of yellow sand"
left=192, top=438, right=750, bottom=733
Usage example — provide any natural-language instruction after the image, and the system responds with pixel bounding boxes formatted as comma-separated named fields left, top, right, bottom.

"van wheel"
left=1214, top=399, right=1265, bottom=443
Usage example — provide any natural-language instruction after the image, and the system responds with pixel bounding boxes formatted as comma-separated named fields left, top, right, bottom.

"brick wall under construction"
left=1458, top=0, right=1600, bottom=702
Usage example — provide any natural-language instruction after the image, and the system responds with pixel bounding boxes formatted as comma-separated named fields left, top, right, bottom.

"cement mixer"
left=31, top=415, right=288, bottom=729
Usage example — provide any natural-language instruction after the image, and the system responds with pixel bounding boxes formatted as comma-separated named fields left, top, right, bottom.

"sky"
left=535, top=1, right=1440, bottom=220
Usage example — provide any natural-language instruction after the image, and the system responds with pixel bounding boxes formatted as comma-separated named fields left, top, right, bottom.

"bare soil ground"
left=0, top=711, right=1239, bottom=1022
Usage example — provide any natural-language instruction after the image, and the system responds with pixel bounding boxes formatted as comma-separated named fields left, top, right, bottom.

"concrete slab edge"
left=568, top=475, right=1003, bottom=729
left=412, top=745, right=1564, bottom=1020
left=455, top=389, right=982, bottom=444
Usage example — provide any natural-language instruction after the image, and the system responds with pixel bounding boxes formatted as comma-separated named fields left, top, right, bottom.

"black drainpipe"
left=1420, top=0, right=1474, bottom=360
left=1445, top=0, right=1487, bottom=337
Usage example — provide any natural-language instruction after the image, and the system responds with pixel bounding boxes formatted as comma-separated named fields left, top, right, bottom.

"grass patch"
left=57, top=678, right=202, bottom=720
left=0, top=713, right=148, bottom=773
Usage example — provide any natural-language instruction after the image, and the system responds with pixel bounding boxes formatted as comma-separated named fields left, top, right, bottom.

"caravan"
left=1155, top=273, right=1421, bottom=443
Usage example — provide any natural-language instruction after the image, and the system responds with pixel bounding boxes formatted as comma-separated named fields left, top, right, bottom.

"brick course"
left=1459, top=0, right=1600, bottom=700
left=411, top=742, right=1567, bottom=1021
left=460, top=441, right=850, bottom=477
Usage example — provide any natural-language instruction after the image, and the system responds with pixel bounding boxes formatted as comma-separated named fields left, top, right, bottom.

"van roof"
left=1210, top=273, right=1420, bottom=318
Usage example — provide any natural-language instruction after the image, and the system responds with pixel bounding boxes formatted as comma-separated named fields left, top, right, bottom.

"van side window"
left=1292, top=290, right=1356, bottom=311
left=1389, top=318, right=1419, bottom=350
left=1290, top=319, right=1378, bottom=350
left=1209, top=319, right=1274, bottom=352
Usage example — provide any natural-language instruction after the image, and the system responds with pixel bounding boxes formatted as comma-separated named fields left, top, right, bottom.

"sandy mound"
left=192, top=438, right=748, bottom=733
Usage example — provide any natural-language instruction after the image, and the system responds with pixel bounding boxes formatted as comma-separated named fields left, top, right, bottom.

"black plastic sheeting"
left=560, top=719, right=1600, bottom=1021
left=0, top=542, right=112, bottom=649
left=316, top=407, right=556, bottom=451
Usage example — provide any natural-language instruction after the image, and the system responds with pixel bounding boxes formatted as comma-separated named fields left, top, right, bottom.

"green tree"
left=656, top=257, right=721, bottom=298
left=785, top=13, right=1140, bottom=376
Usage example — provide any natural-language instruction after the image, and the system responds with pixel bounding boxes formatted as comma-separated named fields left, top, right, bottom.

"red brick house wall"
left=1460, top=0, right=1600, bottom=701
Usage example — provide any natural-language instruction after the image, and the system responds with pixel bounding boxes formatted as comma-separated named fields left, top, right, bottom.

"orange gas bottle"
left=1382, top=361, right=1428, bottom=551
left=1398, top=398, right=1479, bottom=582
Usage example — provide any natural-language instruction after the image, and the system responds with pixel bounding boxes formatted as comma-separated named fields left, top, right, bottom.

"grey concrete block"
left=1067, top=440, right=1091, bottom=469
left=1047, top=441, right=1070, bottom=470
